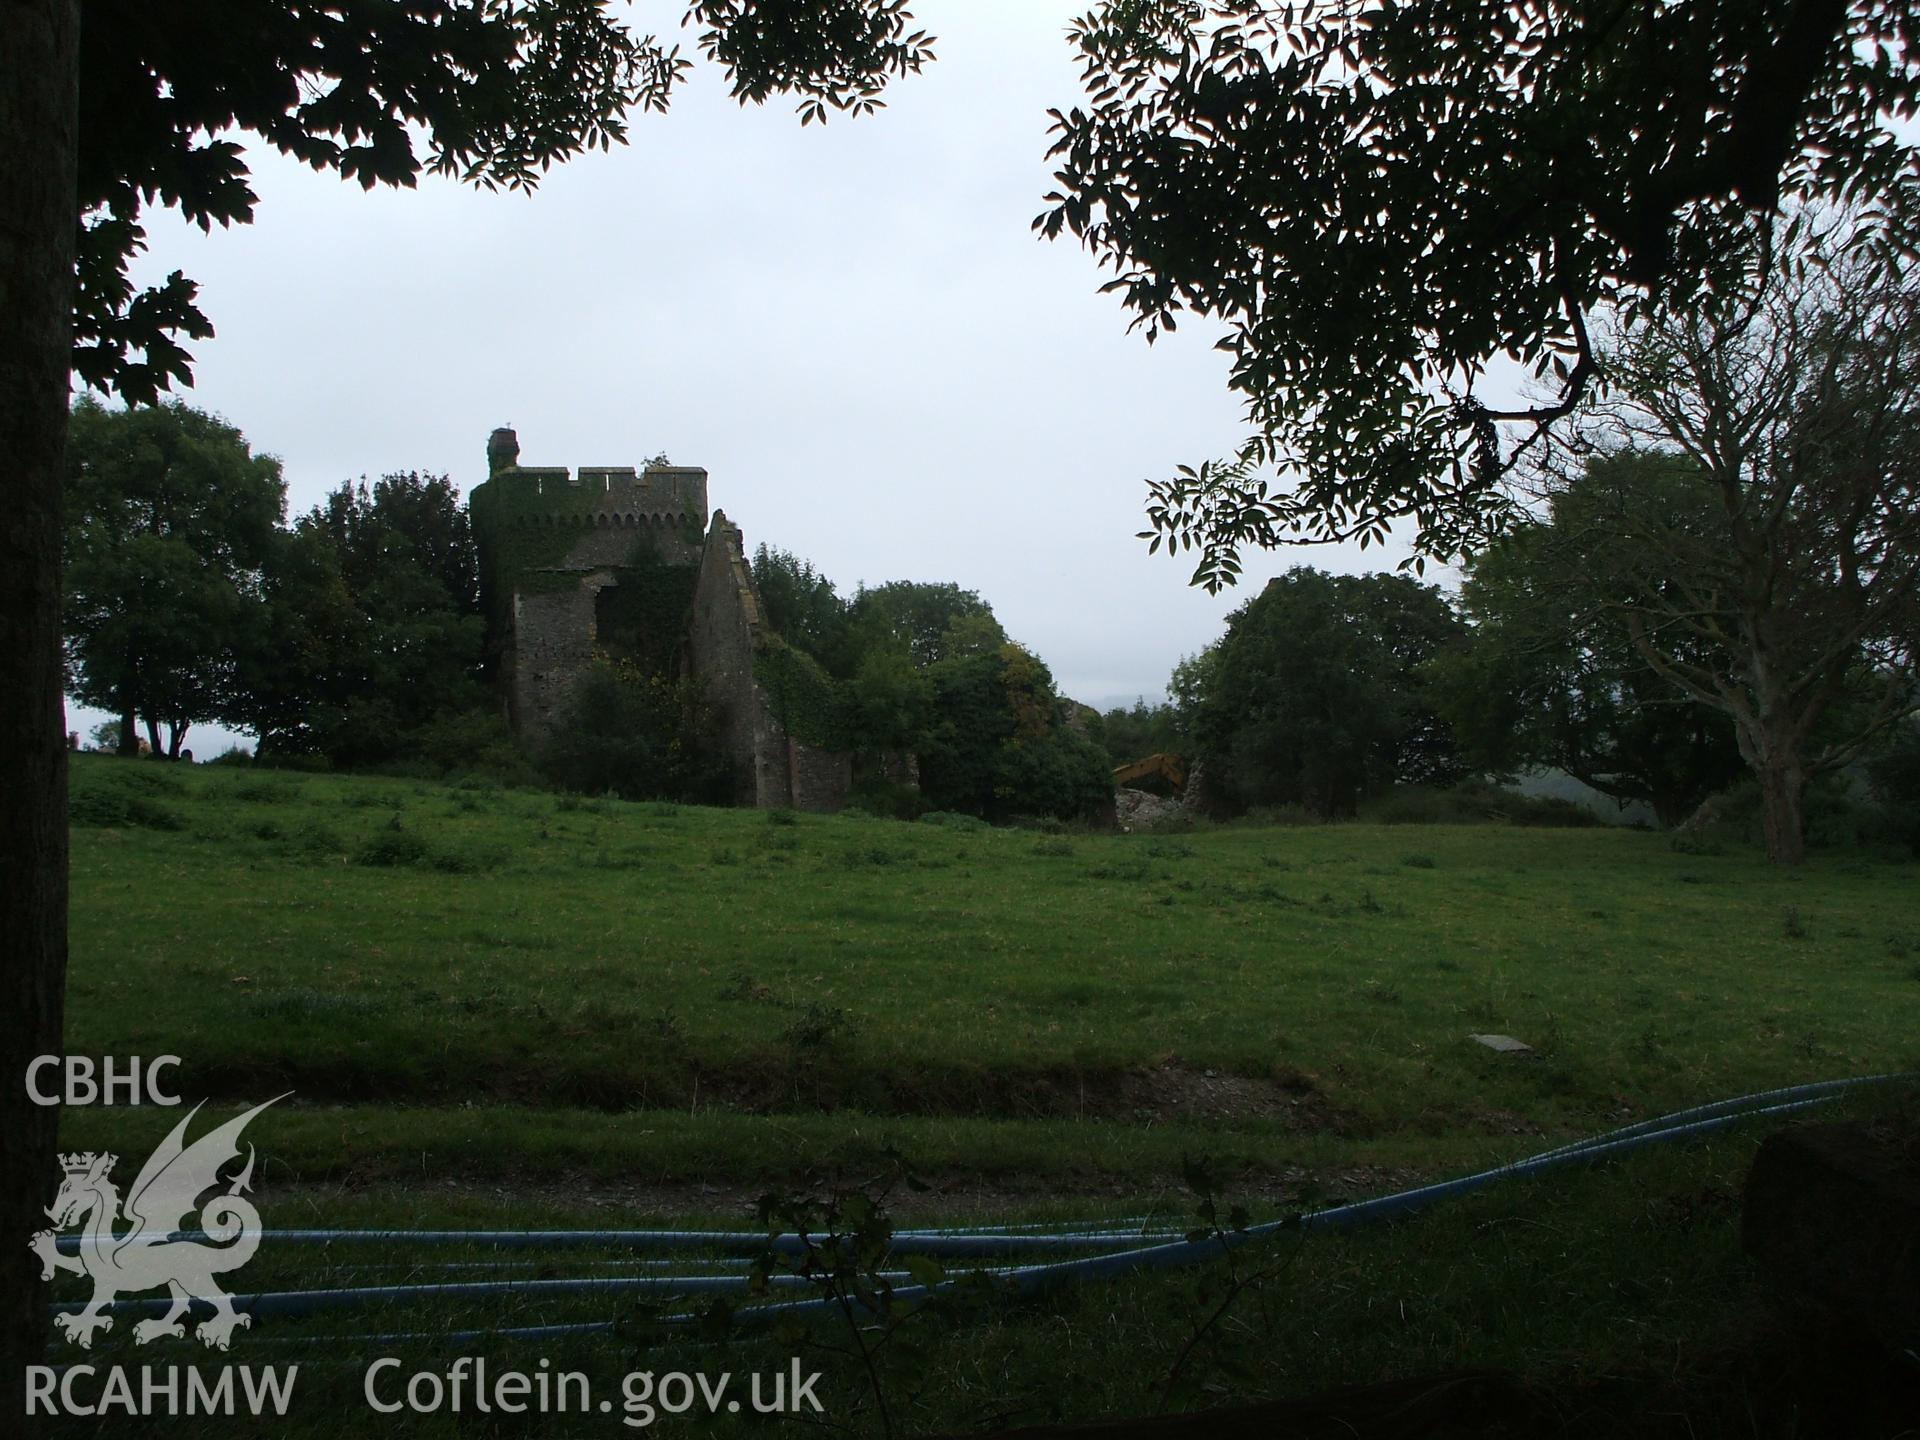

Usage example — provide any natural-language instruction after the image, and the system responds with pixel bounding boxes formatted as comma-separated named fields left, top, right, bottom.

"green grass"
left=63, top=755, right=1920, bottom=1177
left=42, top=755, right=1920, bottom=1435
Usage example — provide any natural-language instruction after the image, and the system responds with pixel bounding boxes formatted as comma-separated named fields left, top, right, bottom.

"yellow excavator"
left=1111, top=752, right=1186, bottom=797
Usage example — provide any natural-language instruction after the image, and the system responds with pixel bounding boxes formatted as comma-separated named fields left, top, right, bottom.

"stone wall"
left=688, top=510, right=776, bottom=805
left=507, top=571, right=606, bottom=737
left=686, top=511, right=852, bottom=812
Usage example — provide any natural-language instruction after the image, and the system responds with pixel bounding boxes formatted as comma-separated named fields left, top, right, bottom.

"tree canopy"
left=63, top=397, right=283, bottom=758
left=75, top=1, right=935, bottom=401
left=1525, top=232, right=1920, bottom=862
left=917, top=644, right=1115, bottom=822
left=1430, top=455, right=1748, bottom=828
left=246, top=474, right=490, bottom=766
left=1037, top=0, right=1920, bottom=583
left=1181, top=566, right=1465, bottom=817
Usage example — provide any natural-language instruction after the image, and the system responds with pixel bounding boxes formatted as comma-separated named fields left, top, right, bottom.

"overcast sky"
left=77, top=0, right=1437, bottom=753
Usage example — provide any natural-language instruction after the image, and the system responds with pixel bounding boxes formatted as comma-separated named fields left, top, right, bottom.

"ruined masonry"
left=468, top=428, right=853, bottom=811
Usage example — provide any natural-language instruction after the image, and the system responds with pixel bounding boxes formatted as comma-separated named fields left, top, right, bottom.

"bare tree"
left=1548, top=220, right=1920, bottom=863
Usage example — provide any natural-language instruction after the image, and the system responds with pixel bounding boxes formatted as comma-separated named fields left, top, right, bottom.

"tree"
left=1182, top=567, right=1465, bottom=817
left=847, top=579, right=1005, bottom=668
left=63, top=397, right=283, bottom=757
left=840, top=648, right=936, bottom=753
left=293, top=474, right=488, bottom=767
left=3, top=4, right=933, bottom=1416
left=919, top=644, right=1114, bottom=821
left=229, top=522, right=365, bottom=755
left=227, top=474, right=490, bottom=766
left=1036, top=0, right=1920, bottom=585
left=310, top=472, right=479, bottom=617
left=1091, top=697, right=1185, bottom=766
left=1532, top=233, right=1920, bottom=863
left=1430, top=486, right=1748, bottom=828
left=752, top=543, right=853, bottom=670
left=0, top=8, right=81, bottom=1424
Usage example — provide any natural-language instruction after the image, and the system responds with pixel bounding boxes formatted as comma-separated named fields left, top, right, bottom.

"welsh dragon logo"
left=30, top=1096, right=284, bottom=1351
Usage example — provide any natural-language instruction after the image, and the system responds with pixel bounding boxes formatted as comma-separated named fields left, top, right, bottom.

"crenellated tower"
left=468, top=429, right=857, bottom=811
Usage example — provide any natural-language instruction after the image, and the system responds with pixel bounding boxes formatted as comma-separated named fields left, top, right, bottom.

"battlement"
left=480, top=462, right=709, bottom=514
left=473, top=428, right=711, bottom=544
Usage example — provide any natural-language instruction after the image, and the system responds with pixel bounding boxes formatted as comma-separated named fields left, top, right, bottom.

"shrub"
left=256, top=749, right=331, bottom=774
left=231, top=778, right=300, bottom=804
left=427, top=844, right=506, bottom=875
left=354, top=825, right=428, bottom=867
left=288, top=821, right=344, bottom=856
left=68, top=788, right=184, bottom=831
left=1865, top=725, right=1920, bottom=854
left=1241, top=803, right=1319, bottom=827
left=68, top=763, right=186, bottom=830
left=409, top=708, right=541, bottom=786
left=538, top=661, right=731, bottom=804
left=919, top=811, right=987, bottom=832
left=1688, top=776, right=1899, bottom=851
left=1358, top=780, right=1601, bottom=827
left=1669, top=833, right=1724, bottom=856
left=846, top=775, right=925, bottom=821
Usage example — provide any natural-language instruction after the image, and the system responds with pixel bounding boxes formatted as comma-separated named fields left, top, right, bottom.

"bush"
left=1357, top=780, right=1601, bottom=827
left=1686, top=776, right=1899, bottom=851
left=410, top=708, right=541, bottom=787
left=427, top=843, right=506, bottom=875
left=846, top=776, right=925, bottom=821
left=354, top=825, right=428, bottom=867
left=68, top=761, right=186, bottom=830
left=1865, top=725, right=1920, bottom=854
left=96, top=761, right=183, bottom=794
left=231, top=778, right=300, bottom=804
left=68, top=787, right=184, bottom=831
left=538, top=662, right=731, bottom=804
left=919, top=810, right=987, bottom=832
left=1241, top=803, right=1320, bottom=827
left=255, top=748, right=331, bottom=774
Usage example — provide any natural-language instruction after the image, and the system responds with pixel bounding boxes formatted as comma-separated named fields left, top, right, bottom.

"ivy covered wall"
left=469, top=458, right=710, bottom=736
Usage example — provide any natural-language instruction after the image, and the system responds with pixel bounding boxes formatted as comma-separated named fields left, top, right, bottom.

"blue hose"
left=50, top=1073, right=1914, bottom=1343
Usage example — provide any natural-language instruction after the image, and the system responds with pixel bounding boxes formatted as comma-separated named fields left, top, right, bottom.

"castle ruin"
left=469, top=428, right=855, bottom=811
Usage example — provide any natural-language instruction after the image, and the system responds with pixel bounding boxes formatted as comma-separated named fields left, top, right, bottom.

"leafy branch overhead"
left=74, top=0, right=935, bottom=402
left=1035, top=0, right=1920, bottom=584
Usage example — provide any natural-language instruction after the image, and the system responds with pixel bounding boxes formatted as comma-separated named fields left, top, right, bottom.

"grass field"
left=45, top=754, right=1920, bottom=1434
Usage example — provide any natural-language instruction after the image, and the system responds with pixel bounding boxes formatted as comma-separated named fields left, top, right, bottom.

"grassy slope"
left=62, top=755, right=1919, bottom=1182
left=43, top=756, right=1920, bottom=1435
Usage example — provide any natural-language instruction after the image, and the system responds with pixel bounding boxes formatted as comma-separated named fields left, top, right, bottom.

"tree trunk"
left=1758, top=759, right=1807, bottom=866
left=0, top=2, right=80, bottom=1430
left=145, top=714, right=162, bottom=757
left=117, top=704, right=137, bottom=755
